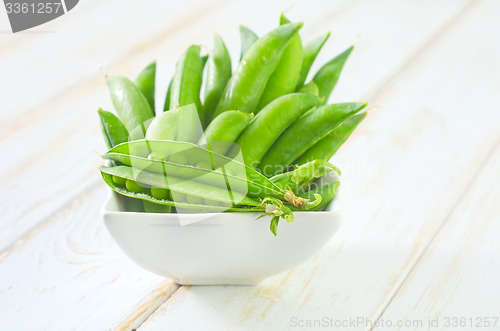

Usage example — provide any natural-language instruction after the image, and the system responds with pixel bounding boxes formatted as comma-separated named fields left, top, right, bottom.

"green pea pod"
left=146, top=104, right=201, bottom=143
left=106, top=76, right=154, bottom=138
left=214, top=22, right=303, bottom=117
left=294, top=112, right=367, bottom=165
left=231, top=93, right=322, bottom=168
left=143, top=200, right=171, bottom=213
left=298, top=81, right=319, bottom=96
left=204, top=34, right=232, bottom=126
left=312, top=46, right=353, bottom=104
left=101, top=165, right=260, bottom=207
left=105, top=151, right=280, bottom=199
left=270, top=159, right=339, bottom=190
left=199, top=110, right=253, bottom=155
left=257, top=14, right=303, bottom=110
left=116, top=195, right=144, bottom=212
left=296, top=32, right=330, bottom=89
left=104, top=141, right=283, bottom=198
left=296, top=180, right=340, bottom=211
left=164, top=77, right=173, bottom=112
left=169, top=45, right=204, bottom=123
left=145, top=107, right=178, bottom=141
left=259, top=102, right=367, bottom=176
left=239, top=25, right=258, bottom=60
left=134, top=61, right=156, bottom=112
left=97, top=109, right=129, bottom=149
left=101, top=170, right=260, bottom=213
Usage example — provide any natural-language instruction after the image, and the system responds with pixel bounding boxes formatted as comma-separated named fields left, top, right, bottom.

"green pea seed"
left=126, top=179, right=144, bottom=193
left=150, top=187, right=169, bottom=200
left=112, top=175, right=126, bottom=186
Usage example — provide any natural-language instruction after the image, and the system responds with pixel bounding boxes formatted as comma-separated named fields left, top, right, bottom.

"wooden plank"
left=378, top=137, right=500, bottom=329
left=0, top=0, right=350, bottom=124
left=0, top=0, right=229, bottom=122
left=137, top=0, right=500, bottom=330
left=0, top=0, right=352, bottom=252
left=0, top=185, right=179, bottom=331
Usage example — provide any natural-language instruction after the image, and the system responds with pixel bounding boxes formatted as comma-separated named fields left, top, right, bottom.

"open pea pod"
left=105, top=140, right=284, bottom=198
left=104, top=153, right=272, bottom=199
left=102, top=171, right=259, bottom=213
left=101, top=165, right=260, bottom=208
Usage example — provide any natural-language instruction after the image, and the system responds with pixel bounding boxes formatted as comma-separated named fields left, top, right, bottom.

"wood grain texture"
left=138, top=0, right=500, bottom=330
left=0, top=185, right=179, bottom=331
left=378, top=136, right=500, bottom=330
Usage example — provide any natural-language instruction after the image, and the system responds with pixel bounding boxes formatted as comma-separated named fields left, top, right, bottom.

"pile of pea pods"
left=98, top=14, right=368, bottom=235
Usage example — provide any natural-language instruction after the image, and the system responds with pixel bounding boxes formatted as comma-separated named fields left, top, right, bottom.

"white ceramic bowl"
left=101, top=191, right=342, bottom=285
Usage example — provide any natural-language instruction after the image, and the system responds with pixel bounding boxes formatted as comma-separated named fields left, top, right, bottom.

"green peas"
left=258, top=102, right=367, bottom=176
left=112, top=175, right=126, bottom=186
left=98, top=109, right=129, bottom=149
left=150, top=187, right=169, bottom=200
left=231, top=93, right=323, bottom=168
left=105, top=140, right=286, bottom=199
left=257, top=14, right=303, bottom=110
left=294, top=112, right=367, bottom=165
left=296, top=32, right=330, bottom=89
left=199, top=110, right=254, bottom=155
left=134, top=61, right=156, bottom=112
left=125, top=179, right=144, bottom=193
left=239, top=25, right=258, bottom=60
left=169, top=45, right=204, bottom=122
left=101, top=165, right=260, bottom=207
left=214, top=22, right=303, bottom=117
left=312, top=46, right=353, bottom=104
left=106, top=76, right=154, bottom=138
left=203, top=34, right=232, bottom=127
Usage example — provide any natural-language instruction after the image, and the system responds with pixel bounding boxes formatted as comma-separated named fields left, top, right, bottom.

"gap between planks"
left=0, top=0, right=231, bottom=134
left=367, top=134, right=500, bottom=331
left=363, top=1, right=489, bottom=328
left=366, top=0, right=482, bottom=102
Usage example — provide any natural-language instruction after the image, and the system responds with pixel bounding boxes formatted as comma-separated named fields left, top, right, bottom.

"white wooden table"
left=1, top=0, right=499, bottom=330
